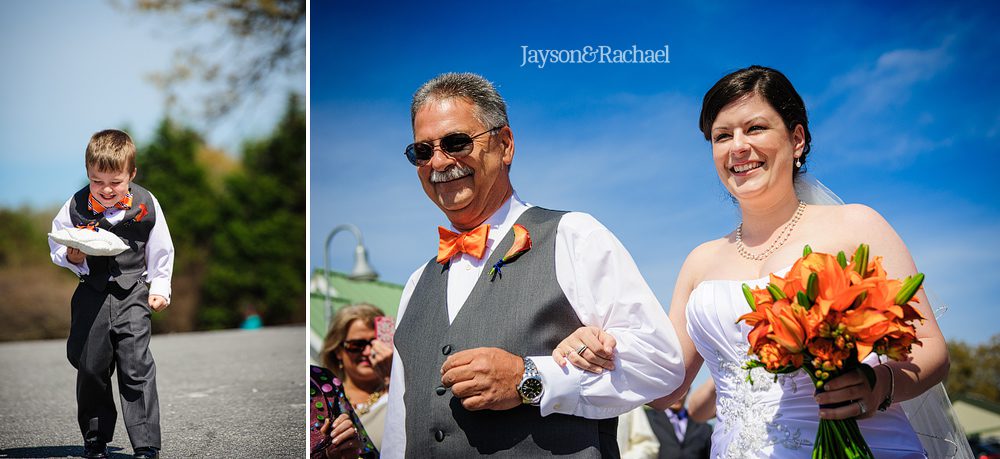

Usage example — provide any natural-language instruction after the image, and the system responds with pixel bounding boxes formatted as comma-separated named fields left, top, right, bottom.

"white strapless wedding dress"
left=686, top=272, right=927, bottom=458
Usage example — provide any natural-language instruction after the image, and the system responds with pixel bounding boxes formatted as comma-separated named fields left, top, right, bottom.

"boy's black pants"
left=67, top=280, right=161, bottom=449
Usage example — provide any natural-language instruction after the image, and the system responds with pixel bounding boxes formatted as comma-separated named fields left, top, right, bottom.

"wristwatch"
left=517, top=357, right=544, bottom=405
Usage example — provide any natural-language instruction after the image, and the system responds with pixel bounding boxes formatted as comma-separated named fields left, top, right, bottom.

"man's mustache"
left=430, top=165, right=473, bottom=183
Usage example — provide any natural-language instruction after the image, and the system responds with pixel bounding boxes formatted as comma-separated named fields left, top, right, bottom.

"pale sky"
left=0, top=1, right=303, bottom=209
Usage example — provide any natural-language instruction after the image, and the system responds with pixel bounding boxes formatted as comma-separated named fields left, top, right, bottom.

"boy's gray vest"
left=394, top=207, right=618, bottom=458
left=68, top=183, right=157, bottom=292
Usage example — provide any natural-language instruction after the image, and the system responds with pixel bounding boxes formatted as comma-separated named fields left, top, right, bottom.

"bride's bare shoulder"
left=811, top=203, right=896, bottom=241
left=811, top=203, right=887, bottom=225
left=815, top=204, right=902, bottom=250
left=678, top=237, right=731, bottom=288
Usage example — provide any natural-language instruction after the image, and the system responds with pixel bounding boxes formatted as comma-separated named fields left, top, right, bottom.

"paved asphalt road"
left=0, top=326, right=307, bottom=458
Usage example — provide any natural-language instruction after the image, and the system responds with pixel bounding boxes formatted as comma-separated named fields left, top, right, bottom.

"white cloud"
left=813, top=37, right=957, bottom=168
left=824, top=37, right=953, bottom=113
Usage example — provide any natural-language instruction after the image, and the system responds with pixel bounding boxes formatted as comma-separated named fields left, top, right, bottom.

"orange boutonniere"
left=134, top=203, right=148, bottom=222
left=488, top=224, right=532, bottom=281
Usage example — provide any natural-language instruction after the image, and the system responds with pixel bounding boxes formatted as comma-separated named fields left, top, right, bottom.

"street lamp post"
left=323, top=224, right=378, bottom=321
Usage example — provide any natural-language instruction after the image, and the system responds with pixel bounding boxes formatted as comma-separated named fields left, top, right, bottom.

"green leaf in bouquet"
left=742, top=360, right=764, bottom=384
left=797, top=291, right=812, bottom=309
left=773, top=365, right=801, bottom=374
left=807, top=272, right=819, bottom=302
left=837, top=251, right=848, bottom=268
left=803, top=244, right=813, bottom=256
left=742, top=283, right=757, bottom=311
left=852, top=244, right=869, bottom=276
left=894, top=273, right=925, bottom=305
left=767, top=283, right=787, bottom=301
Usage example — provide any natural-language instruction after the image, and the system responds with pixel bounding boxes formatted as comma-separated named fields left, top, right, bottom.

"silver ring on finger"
left=575, top=344, right=588, bottom=356
left=856, top=400, right=867, bottom=415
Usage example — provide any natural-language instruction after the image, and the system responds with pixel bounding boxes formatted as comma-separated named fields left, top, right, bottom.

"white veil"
left=795, top=172, right=846, bottom=206
left=796, top=172, right=974, bottom=459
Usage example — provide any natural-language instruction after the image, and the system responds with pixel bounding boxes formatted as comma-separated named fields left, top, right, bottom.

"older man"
left=383, top=73, right=685, bottom=458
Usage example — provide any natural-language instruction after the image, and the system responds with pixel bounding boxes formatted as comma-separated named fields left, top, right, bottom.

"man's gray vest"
left=68, top=183, right=157, bottom=292
left=394, top=207, right=618, bottom=458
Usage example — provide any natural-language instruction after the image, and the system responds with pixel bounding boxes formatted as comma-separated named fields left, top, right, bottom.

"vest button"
left=442, top=344, right=452, bottom=355
left=435, top=386, right=447, bottom=396
left=434, top=430, right=445, bottom=442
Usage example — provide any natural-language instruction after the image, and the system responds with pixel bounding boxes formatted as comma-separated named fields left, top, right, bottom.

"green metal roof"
left=953, top=394, right=1000, bottom=438
left=309, top=269, right=404, bottom=338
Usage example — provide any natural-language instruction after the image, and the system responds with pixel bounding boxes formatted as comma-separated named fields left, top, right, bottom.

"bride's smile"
left=710, top=93, right=805, bottom=202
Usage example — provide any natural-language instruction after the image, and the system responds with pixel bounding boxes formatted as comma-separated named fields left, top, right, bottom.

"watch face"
left=519, top=377, right=543, bottom=400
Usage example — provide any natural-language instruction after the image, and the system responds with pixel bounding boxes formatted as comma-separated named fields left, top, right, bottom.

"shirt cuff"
left=75, top=259, right=90, bottom=276
left=149, top=278, right=171, bottom=304
left=532, top=355, right=583, bottom=417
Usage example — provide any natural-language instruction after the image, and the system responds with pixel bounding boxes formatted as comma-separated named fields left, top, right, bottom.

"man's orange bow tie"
left=437, top=224, right=490, bottom=265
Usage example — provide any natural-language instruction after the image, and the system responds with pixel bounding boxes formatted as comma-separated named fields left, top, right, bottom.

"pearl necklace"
left=736, top=201, right=807, bottom=261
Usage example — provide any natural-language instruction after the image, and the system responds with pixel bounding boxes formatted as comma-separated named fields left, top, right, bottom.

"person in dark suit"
left=645, top=392, right=712, bottom=459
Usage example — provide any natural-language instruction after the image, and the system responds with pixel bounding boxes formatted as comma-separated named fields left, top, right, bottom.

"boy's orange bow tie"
left=437, top=224, right=490, bottom=264
left=88, top=193, right=132, bottom=214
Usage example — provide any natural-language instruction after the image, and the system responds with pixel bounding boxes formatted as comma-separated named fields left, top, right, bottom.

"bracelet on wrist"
left=877, top=364, right=894, bottom=412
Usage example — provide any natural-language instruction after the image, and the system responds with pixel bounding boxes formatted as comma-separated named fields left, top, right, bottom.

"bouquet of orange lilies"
left=737, top=244, right=926, bottom=459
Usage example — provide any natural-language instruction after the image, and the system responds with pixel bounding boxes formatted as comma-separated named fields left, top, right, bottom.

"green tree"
left=0, top=207, right=50, bottom=268
left=200, top=94, right=305, bottom=328
left=946, top=341, right=975, bottom=396
left=136, top=119, right=220, bottom=331
left=946, top=334, right=1000, bottom=403
left=138, top=119, right=220, bottom=247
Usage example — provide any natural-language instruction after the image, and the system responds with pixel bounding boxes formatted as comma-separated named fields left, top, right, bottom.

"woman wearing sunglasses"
left=318, top=303, right=394, bottom=454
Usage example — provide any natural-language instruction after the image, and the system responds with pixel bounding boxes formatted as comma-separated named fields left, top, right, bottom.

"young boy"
left=49, top=129, right=174, bottom=459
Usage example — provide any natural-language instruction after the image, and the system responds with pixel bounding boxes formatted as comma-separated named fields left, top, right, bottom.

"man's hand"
left=149, top=295, right=169, bottom=312
left=441, top=347, right=524, bottom=411
left=66, top=247, right=85, bottom=265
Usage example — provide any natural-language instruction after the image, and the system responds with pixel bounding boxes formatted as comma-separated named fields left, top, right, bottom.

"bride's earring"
left=795, top=157, right=802, bottom=168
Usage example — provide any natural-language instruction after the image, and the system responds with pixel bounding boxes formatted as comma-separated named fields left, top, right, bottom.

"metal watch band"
left=518, top=357, right=543, bottom=405
left=523, top=356, right=538, bottom=378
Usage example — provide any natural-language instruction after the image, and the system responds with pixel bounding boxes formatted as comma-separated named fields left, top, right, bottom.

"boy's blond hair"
left=85, top=129, right=136, bottom=173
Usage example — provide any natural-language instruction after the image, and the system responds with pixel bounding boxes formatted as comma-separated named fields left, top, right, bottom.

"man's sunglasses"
left=342, top=338, right=375, bottom=353
left=404, top=127, right=503, bottom=166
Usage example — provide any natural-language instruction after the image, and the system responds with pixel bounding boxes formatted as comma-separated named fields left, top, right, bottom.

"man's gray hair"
left=411, top=73, right=509, bottom=131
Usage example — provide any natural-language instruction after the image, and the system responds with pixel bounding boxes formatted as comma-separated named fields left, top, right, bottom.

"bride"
left=555, top=66, right=952, bottom=458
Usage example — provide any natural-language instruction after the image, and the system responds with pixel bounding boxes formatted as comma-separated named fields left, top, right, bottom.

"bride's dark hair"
left=699, top=65, right=812, bottom=176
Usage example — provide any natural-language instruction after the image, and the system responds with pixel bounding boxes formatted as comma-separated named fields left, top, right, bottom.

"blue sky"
left=0, top=1, right=302, bottom=210
left=310, top=0, right=1000, bottom=350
